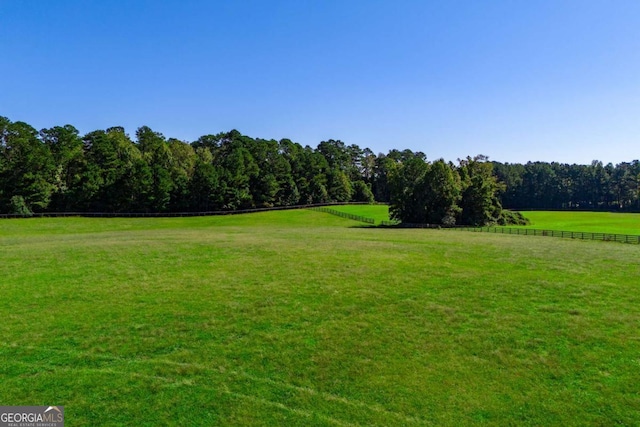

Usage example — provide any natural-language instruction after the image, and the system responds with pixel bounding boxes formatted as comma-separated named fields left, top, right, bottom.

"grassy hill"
left=1, top=209, right=639, bottom=425
left=324, top=204, right=392, bottom=224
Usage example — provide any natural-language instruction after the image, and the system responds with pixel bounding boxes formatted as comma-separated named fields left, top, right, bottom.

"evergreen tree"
left=0, top=119, right=56, bottom=213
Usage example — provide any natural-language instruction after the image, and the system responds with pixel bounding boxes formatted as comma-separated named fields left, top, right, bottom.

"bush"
left=10, top=195, right=33, bottom=217
left=498, top=210, right=529, bottom=225
left=442, top=213, right=457, bottom=226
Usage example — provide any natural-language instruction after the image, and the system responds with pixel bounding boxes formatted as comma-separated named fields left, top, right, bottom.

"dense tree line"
left=2, top=116, right=637, bottom=225
left=0, top=116, right=381, bottom=215
left=493, top=161, right=640, bottom=211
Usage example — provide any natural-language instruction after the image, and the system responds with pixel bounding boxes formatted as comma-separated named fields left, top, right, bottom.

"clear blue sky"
left=1, top=0, right=639, bottom=164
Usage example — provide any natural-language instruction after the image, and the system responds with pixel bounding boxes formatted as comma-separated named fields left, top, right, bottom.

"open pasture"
left=1, top=209, right=639, bottom=425
left=519, top=211, right=640, bottom=235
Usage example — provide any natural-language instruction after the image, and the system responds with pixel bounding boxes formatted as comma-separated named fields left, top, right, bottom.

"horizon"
left=3, top=113, right=640, bottom=167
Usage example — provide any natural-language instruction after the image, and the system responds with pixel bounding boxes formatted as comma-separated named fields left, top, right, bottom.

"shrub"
left=498, top=210, right=529, bottom=225
left=10, top=196, right=33, bottom=217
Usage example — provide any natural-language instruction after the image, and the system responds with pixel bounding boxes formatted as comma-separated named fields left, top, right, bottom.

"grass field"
left=329, top=204, right=640, bottom=235
left=518, top=211, right=640, bottom=235
left=325, top=204, right=392, bottom=224
left=1, top=209, right=639, bottom=425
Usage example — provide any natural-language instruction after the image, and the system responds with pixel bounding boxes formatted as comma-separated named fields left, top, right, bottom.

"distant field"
left=327, top=204, right=640, bottom=236
left=519, top=211, right=640, bottom=235
left=1, top=209, right=639, bottom=425
left=327, top=203, right=391, bottom=223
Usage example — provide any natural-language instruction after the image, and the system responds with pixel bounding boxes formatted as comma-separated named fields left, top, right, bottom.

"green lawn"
left=326, top=204, right=391, bottom=224
left=1, top=209, right=639, bottom=425
left=519, top=211, right=640, bottom=235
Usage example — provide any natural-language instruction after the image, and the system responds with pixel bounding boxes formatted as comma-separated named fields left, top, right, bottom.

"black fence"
left=454, top=226, right=640, bottom=245
left=309, top=207, right=375, bottom=224
left=5, top=206, right=635, bottom=245
left=378, top=222, right=640, bottom=244
left=0, top=202, right=371, bottom=220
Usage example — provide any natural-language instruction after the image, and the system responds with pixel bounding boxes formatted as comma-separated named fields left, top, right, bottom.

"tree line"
left=1, top=116, right=637, bottom=224
left=493, top=160, right=640, bottom=211
left=0, top=116, right=382, bottom=215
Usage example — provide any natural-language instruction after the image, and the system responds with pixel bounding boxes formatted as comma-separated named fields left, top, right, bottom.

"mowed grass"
left=519, top=211, right=640, bottom=235
left=1, top=210, right=639, bottom=425
left=327, top=204, right=391, bottom=224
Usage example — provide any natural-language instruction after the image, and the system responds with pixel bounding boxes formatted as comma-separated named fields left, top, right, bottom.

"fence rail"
left=5, top=206, right=636, bottom=244
left=454, top=226, right=640, bottom=244
left=380, top=222, right=640, bottom=244
left=309, top=207, right=375, bottom=224
left=0, top=202, right=370, bottom=220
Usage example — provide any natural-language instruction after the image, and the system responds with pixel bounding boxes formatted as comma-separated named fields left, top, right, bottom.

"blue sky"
left=1, top=0, right=639, bottom=164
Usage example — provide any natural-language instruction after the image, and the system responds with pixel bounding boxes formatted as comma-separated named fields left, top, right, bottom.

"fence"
left=454, top=226, right=640, bottom=244
left=5, top=205, right=636, bottom=244
left=0, top=202, right=370, bottom=220
left=378, top=222, right=640, bottom=244
left=309, top=207, right=375, bottom=224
